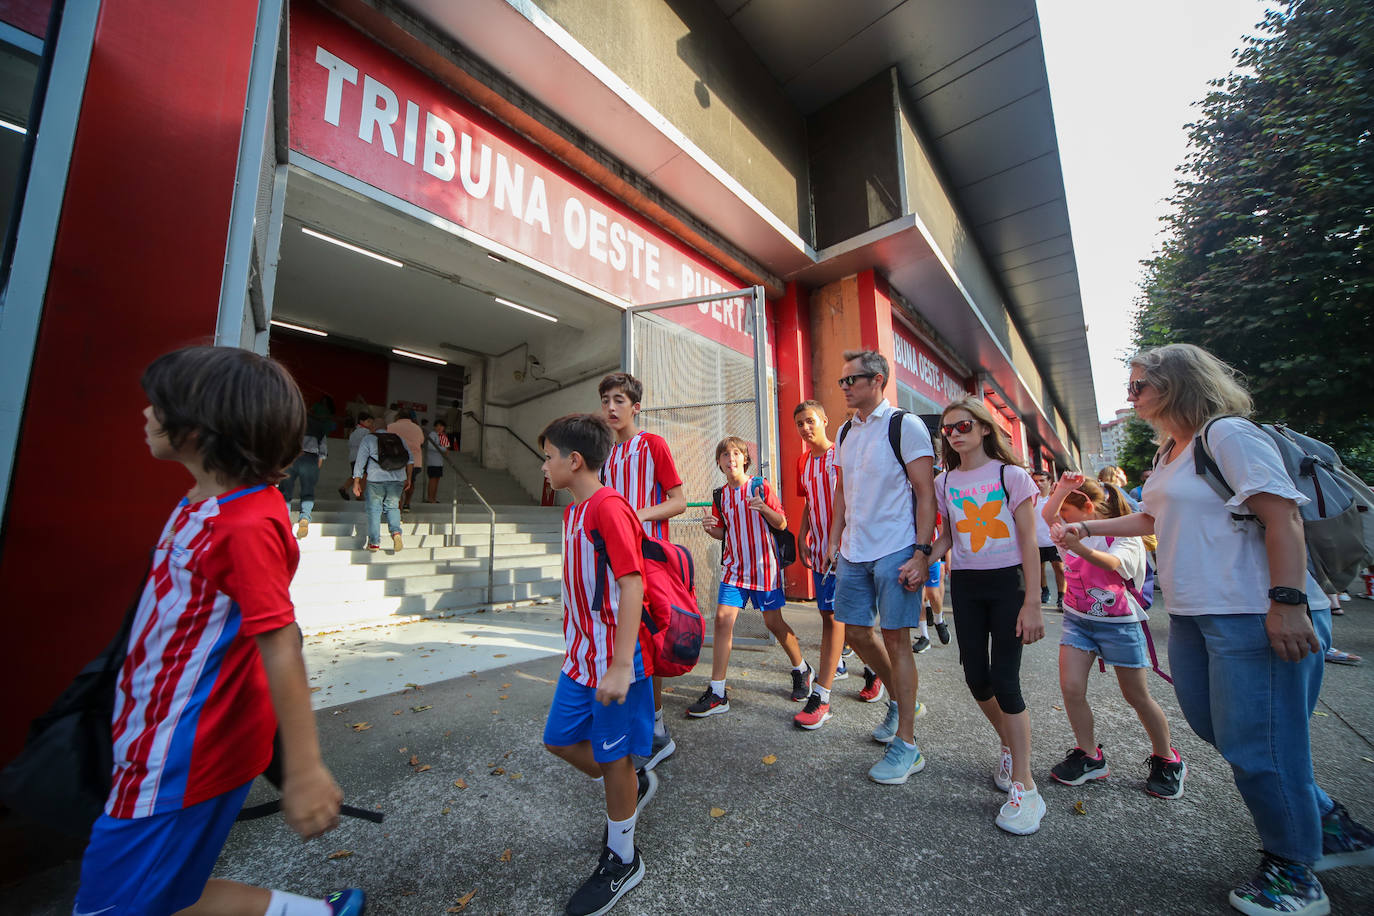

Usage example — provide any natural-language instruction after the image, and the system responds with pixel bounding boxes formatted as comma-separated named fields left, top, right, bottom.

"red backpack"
left=585, top=491, right=703, bottom=677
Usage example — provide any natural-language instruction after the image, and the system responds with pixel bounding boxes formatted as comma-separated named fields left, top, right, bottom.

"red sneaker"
left=793, top=693, right=831, bottom=730
left=858, top=669, right=886, bottom=703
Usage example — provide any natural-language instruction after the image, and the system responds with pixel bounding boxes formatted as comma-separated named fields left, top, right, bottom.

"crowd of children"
left=63, top=344, right=1374, bottom=916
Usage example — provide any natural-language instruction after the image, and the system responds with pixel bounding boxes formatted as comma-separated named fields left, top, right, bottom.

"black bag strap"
left=1193, top=416, right=1259, bottom=524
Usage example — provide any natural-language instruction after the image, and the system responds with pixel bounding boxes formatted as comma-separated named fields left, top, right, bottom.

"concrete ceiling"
left=274, top=167, right=619, bottom=363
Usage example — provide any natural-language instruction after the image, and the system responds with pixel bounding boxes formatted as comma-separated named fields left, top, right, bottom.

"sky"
left=1037, top=0, right=1275, bottom=425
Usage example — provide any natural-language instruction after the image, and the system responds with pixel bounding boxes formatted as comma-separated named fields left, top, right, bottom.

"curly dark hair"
left=141, top=346, right=306, bottom=484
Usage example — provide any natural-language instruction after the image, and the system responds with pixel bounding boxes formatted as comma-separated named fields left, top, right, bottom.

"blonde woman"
left=1055, top=343, right=1372, bottom=916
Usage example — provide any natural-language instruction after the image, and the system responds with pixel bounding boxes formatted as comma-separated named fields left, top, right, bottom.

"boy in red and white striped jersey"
left=540, top=413, right=655, bottom=916
left=73, top=347, right=361, bottom=916
left=598, top=372, right=686, bottom=770
left=687, top=437, right=812, bottom=718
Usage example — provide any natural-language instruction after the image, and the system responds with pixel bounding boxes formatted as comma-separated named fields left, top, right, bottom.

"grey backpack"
left=1192, top=417, right=1374, bottom=593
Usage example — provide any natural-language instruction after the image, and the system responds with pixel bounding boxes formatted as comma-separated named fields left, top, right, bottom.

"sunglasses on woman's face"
left=940, top=419, right=975, bottom=436
left=1127, top=378, right=1151, bottom=398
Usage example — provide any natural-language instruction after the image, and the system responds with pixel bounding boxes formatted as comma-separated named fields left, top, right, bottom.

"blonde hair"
left=1063, top=478, right=1108, bottom=516
left=1129, top=343, right=1252, bottom=432
left=939, top=397, right=1021, bottom=471
left=1070, top=480, right=1159, bottom=551
left=1097, top=466, right=1120, bottom=483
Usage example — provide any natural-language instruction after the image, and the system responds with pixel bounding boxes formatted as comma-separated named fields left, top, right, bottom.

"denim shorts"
left=1060, top=612, right=1149, bottom=668
left=833, top=546, right=923, bottom=630
left=811, top=570, right=836, bottom=612
left=717, top=582, right=786, bottom=611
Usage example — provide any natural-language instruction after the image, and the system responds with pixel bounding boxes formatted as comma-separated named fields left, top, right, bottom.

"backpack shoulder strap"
left=1194, top=416, right=1257, bottom=522
left=836, top=419, right=853, bottom=451
left=582, top=489, right=619, bottom=611
left=888, top=410, right=908, bottom=470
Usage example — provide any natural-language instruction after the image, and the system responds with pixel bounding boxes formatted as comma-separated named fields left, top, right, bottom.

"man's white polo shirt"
left=834, top=399, right=934, bottom=562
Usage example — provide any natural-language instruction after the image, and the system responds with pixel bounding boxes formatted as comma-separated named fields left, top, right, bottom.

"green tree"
left=1117, top=416, right=1158, bottom=487
left=1134, top=0, right=1374, bottom=478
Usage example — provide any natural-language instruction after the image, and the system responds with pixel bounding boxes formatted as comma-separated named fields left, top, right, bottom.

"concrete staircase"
left=288, top=449, right=563, bottom=634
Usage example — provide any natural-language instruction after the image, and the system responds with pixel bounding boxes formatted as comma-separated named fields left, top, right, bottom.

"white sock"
left=918, top=619, right=929, bottom=639
left=817, top=684, right=831, bottom=703
left=793, top=661, right=808, bottom=673
left=606, top=811, right=637, bottom=861
left=934, top=610, right=945, bottom=624
left=899, top=738, right=918, bottom=752
left=591, top=775, right=604, bottom=784
left=710, top=679, right=727, bottom=697
left=653, top=707, right=666, bottom=738
left=266, top=891, right=331, bottom=916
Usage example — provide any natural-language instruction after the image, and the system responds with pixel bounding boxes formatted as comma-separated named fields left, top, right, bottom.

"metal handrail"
left=428, top=440, right=496, bottom=611
left=462, top=410, right=545, bottom=463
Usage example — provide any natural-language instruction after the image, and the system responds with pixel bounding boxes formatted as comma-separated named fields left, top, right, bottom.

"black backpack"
left=836, top=408, right=921, bottom=531
left=371, top=432, right=410, bottom=471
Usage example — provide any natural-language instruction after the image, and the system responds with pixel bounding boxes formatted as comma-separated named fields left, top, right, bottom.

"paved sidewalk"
left=7, top=599, right=1374, bottom=915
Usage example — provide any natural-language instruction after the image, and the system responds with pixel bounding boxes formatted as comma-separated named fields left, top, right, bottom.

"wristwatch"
left=1267, top=586, right=1306, bottom=606
left=913, top=544, right=933, bottom=556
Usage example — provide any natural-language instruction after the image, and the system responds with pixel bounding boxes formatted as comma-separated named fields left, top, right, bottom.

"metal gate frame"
left=622, top=285, right=776, bottom=647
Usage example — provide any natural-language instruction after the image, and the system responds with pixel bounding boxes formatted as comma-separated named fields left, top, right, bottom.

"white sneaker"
left=996, top=782, right=1046, bottom=835
left=994, top=745, right=1013, bottom=792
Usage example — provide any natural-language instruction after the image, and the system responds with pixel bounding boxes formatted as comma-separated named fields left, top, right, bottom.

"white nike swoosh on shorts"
left=602, top=735, right=627, bottom=751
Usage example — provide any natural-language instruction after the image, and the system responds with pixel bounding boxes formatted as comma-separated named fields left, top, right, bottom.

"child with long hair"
left=929, top=397, right=1045, bottom=834
left=1040, top=474, right=1186, bottom=799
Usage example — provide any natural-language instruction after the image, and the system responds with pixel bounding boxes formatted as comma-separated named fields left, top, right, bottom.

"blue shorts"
left=717, top=582, right=785, bottom=611
left=73, top=779, right=254, bottom=916
left=833, top=547, right=923, bottom=630
left=811, top=570, right=836, bottom=613
left=543, top=672, right=654, bottom=763
left=925, top=560, right=943, bottom=589
left=1060, top=613, right=1149, bottom=668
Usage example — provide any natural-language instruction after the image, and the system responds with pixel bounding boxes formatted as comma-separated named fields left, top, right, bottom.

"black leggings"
left=950, top=566, right=1027, bottom=715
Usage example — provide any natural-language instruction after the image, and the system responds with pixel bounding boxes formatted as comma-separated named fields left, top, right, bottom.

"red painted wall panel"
left=269, top=332, right=390, bottom=435
left=0, top=0, right=51, bottom=37
left=0, top=1, right=260, bottom=763
left=772, top=282, right=813, bottom=599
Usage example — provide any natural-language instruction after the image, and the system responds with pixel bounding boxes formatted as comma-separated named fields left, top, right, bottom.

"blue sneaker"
left=872, top=699, right=899, bottom=744
left=1229, top=852, right=1328, bottom=916
left=868, top=739, right=925, bottom=785
left=834, top=660, right=849, bottom=681
left=326, top=889, right=366, bottom=916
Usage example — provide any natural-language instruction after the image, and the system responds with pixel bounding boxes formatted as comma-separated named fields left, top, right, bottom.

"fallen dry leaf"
left=327, top=849, right=354, bottom=860
left=454, top=778, right=468, bottom=789
left=1073, top=801, right=1087, bottom=815
left=509, top=772, right=522, bottom=779
left=409, top=755, right=419, bottom=766
left=493, top=654, right=507, bottom=658
left=762, top=754, right=777, bottom=765
left=499, top=848, right=513, bottom=862
left=310, top=686, right=322, bottom=693
left=447, top=889, right=477, bottom=912
left=501, top=683, right=511, bottom=689
left=491, top=767, right=505, bottom=775
left=392, top=710, right=402, bottom=716
left=416, top=764, right=432, bottom=772
left=710, top=807, right=726, bottom=818
left=441, top=806, right=451, bottom=814
left=1314, top=711, right=1330, bottom=718
left=405, top=682, right=422, bottom=689
left=499, top=695, right=509, bottom=700
left=351, top=723, right=371, bottom=732
left=412, top=705, right=433, bottom=712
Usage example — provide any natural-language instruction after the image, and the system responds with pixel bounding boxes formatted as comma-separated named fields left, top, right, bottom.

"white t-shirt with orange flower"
left=935, top=461, right=1039, bottom=571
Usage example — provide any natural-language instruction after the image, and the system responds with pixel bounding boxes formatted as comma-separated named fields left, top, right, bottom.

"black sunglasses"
left=1127, top=379, right=1151, bottom=398
left=838, top=373, right=877, bottom=388
left=940, top=419, right=975, bottom=436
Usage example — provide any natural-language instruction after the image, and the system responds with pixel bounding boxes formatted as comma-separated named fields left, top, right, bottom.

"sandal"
left=1325, top=648, right=1363, bottom=666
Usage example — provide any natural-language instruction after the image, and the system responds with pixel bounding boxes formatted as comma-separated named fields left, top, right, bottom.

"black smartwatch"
left=913, top=544, right=933, bottom=556
left=1267, top=586, right=1306, bottom=606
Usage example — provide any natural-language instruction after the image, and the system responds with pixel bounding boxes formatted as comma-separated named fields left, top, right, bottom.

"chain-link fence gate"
left=623, top=287, right=776, bottom=645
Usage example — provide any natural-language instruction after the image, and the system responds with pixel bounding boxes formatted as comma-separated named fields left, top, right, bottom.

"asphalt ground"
left=6, top=596, right=1374, bottom=915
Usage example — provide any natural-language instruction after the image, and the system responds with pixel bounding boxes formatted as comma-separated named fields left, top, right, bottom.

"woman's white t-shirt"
left=1033, top=493, right=1055, bottom=548
left=1140, top=417, right=1328, bottom=615
left=1060, top=535, right=1148, bottom=623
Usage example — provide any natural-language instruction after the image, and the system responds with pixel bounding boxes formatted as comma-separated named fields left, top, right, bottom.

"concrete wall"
left=808, top=71, right=901, bottom=248
left=533, top=0, right=811, bottom=241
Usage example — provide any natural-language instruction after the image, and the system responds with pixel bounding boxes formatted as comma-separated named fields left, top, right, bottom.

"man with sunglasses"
left=826, top=349, right=938, bottom=785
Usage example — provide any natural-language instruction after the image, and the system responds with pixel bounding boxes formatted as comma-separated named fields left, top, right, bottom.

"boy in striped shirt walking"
left=687, top=437, right=812, bottom=717
left=598, top=373, right=686, bottom=769
left=73, top=347, right=360, bottom=916
left=540, top=414, right=656, bottom=916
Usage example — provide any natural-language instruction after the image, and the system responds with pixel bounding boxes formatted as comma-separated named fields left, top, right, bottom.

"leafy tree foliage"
left=1133, top=0, right=1374, bottom=478
left=1116, top=416, right=1159, bottom=488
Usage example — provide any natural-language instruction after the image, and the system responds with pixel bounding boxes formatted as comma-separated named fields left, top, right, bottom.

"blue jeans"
left=279, top=454, right=320, bottom=521
left=1168, top=608, right=1335, bottom=864
left=365, top=480, right=404, bottom=545
left=833, top=546, right=923, bottom=630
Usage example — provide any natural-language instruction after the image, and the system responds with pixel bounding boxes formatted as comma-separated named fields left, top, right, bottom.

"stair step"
left=292, top=549, right=562, bottom=584
left=294, top=587, right=561, bottom=633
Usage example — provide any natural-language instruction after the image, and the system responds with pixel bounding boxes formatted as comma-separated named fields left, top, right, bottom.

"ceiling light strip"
left=269, top=318, right=328, bottom=337
left=493, top=296, right=558, bottom=323
left=391, top=348, right=447, bottom=365
left=300, top=226, right=403, bottom=268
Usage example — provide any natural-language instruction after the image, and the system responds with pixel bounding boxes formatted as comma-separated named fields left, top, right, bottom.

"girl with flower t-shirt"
left=930, top=396, right=1045, bottom=835
left=1040, top=474, right=1185, bottom=800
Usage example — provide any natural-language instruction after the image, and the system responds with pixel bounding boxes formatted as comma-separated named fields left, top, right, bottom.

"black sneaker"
left=635, top=767, right=658, bottom=814
left=1041, top=588, right=1050, bottom=604
left=1050, top=745, right=1109, bottom=786
left=1055, top=597, right=1063, bottom=612
left=1228, top=851, right=1327, bottom=916
left=565, top=845, right=645, bottom=916
left=790, top=665, right=813, bottom=701
left=925, top=604, right=934, bottom=627
left=1145, top=750, right=1187, bottom=799
left=686, top=686, right=730, bottom=717
left=934, top=620, right=950, bottom=645
left=632, top=731, right=676, bottom=772
left=912, top=636, right=931, bottom=654
left=841, top=644, right=854, bottom=659
left=1314, top=800, right=1374, bottom=871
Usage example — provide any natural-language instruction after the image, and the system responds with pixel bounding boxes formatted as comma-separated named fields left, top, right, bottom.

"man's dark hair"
left=598, top=372, right=644, bottom=405
left=356, top=410, right=373, bottom=422
left=539, top=413, right=612, bottom=471
left=792, top=399, right=827, bottom=419
left=434, top=420, right=446, bottom=430
left=142, top=346, right=306, bottom=484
